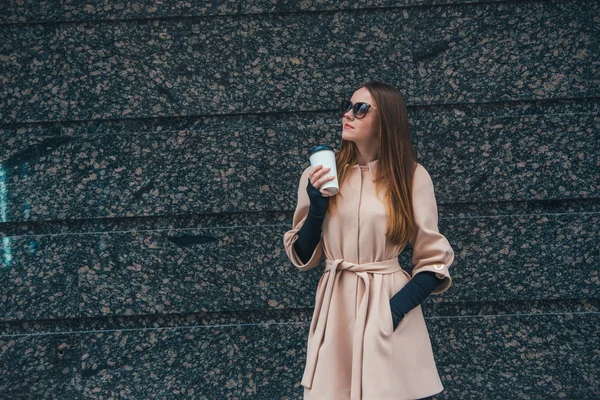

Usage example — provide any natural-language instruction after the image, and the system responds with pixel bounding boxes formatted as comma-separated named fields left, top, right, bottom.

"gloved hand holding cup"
left=306, top=145, right=339, bottom=218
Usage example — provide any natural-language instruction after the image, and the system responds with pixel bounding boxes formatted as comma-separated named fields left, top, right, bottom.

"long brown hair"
left=327, top=80, right=418, bottom=246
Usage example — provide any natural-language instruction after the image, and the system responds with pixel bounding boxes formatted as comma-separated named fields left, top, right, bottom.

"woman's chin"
left=342, top=131, right=355, bottom=141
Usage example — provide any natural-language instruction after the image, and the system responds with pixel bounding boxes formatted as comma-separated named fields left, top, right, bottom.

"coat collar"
left=350, top=158, right=378, bottom=181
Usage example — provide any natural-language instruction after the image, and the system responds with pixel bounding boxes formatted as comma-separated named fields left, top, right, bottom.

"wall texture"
left=0, top=0, right=598, bottom=398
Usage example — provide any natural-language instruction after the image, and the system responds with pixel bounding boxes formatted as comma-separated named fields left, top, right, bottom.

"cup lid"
left=308, top=144, right=334, bottom=158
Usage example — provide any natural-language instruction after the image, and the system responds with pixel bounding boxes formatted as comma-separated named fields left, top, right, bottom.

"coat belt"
left=301, top=257, right=402, bottom=399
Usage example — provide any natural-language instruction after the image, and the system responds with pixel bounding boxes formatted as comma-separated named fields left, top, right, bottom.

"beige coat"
left=283, top=159, right=455, bottom=400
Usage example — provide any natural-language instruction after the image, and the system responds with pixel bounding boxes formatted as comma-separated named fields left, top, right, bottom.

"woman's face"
left=341, top=87, right=379, bottom=144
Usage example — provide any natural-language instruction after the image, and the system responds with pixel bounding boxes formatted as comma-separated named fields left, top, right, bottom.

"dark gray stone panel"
left=0, top=0, right=516, bottom=24
left=239, top=10, right=414, bottom=111
left=565, top=314, right=600, bottom=399
left=0, top=224, right=322, bottom=320
left=1, top=107, right=596, bottom=222
left=0, top=20, right=244, bottom=124
left=76, top=226, right=324, bottom=317
left=77, top=322, right=306, bottom=399
left=0, top=25, right=70, bottom=123
left=2, top=2, right=598, bottom=124
left=414, top=111, right=599, bottom=203
left=1, top=125, right=251, bottom=222
left=0, top=333, right=81, bottom=399
left=413, top=1, right=599, bottom=104
left=1, top=114, right=334, bottom=222
left=2, top=312, right=596, bottom=399
left=426, top=213, right=599, bottom=303
left=0, top=234, right=80, bottom=321
left=1, top=211, right=596, bottom=321
left=0, top=0, right=66, bottom=24
left=60, top=20, right=245, bottom=122
left=239, top=0, right=509, bottom=15
left=430, top=313, right=599, bottom=399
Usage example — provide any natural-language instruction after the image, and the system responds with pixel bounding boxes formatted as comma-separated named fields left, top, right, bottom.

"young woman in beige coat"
left=283, top=80, right=454, bottom=400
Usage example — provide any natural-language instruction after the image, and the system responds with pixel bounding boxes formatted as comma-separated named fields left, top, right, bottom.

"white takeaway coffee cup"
left=308, top=145, right=339, bottom=196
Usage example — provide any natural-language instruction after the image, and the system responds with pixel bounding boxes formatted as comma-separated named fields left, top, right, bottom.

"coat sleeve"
left=410, top=163, right=454, bottom=294
left=282, top=165, right=325, bottom=272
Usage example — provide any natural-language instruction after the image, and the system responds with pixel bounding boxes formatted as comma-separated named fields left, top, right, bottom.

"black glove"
left=389, top=271, right=443, bottom=331
left=306, top=179, right=330, bottom=219
left=293, top=180, right=331, bottom=264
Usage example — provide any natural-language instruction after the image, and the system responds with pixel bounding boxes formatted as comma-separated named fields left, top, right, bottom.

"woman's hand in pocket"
left=390, top=302, right=405, bottom=332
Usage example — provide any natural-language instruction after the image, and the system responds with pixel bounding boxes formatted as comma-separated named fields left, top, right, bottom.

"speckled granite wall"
left=0, top=0, right=598, bottom=399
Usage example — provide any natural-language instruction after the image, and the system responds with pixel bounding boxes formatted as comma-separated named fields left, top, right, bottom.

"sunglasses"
left=340, top=99, right=377, bottom=119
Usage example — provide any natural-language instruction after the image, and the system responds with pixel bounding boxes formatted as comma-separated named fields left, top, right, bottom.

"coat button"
left=434, top=264, right=445, bottom=270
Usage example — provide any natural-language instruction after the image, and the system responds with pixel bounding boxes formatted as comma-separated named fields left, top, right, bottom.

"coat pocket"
left=384, top=269, right=410, bottom=335
left=381, top=286, right=395, bottom=335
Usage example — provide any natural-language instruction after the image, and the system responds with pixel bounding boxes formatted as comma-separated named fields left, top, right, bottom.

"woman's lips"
left=344, top=124, right=353, bottom=129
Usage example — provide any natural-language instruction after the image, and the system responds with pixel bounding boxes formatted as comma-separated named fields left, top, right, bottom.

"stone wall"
left=0, top=0, right=598, bottom=398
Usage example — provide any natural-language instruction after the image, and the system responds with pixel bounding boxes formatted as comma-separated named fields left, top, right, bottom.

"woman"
left=283, top=80, right=454, bottom=400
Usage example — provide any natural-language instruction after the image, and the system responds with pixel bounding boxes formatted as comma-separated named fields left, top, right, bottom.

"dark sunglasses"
left=340, top=99, right=377, bottom=119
